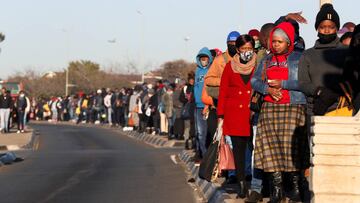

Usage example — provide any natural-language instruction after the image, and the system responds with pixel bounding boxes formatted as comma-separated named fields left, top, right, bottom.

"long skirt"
left=254, top=102, right=306, bottom=172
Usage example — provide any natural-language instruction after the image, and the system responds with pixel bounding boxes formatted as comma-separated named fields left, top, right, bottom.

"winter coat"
left=16, top=96, right=27, bottom=112
left=194, top=47, right=213, bottom=108
left=251, top=22, right=306, bottom=105
left=162, top=91, right=174, bottom=118
left=217, top=62, right=253, bottom=136
left=0, top=94, right=12, bottom=109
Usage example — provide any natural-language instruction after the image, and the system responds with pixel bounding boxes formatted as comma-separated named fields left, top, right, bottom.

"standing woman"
left=217, top=34, right=256, bottom=198
left=251, top=22, right=306, bottom=203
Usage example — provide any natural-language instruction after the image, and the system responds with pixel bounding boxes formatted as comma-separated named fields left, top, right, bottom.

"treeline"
left=7, top=59, right=196, bottom=98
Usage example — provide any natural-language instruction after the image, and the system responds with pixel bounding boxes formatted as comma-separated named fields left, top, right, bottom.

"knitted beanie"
left=315, top=3, right=340, bottom=30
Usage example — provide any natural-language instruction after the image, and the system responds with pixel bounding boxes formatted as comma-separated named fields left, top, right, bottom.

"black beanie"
left=315, top=3, right=340, bottom=30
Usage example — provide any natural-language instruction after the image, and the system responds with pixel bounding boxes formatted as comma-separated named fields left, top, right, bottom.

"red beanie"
left=248, top=29, right=260, bottom=37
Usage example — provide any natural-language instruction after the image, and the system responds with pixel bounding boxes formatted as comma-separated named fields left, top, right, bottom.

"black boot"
left=288, top=172, right=301, bottom=203
left=236, top=180, right=247, bottom=199
left=269, top=172, right=283, bottom=203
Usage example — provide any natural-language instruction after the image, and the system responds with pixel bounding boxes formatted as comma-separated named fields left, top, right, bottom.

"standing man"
left=194, top=47, right=213, bottom=161
left=0, top=88, right=12, bottom=133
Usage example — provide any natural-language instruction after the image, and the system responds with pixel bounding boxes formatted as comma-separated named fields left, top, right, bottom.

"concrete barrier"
left=312, top=116, right=360, bottom=203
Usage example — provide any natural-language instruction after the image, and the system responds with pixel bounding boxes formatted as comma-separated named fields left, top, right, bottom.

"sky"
left=0, top=0, right=359, bottom=79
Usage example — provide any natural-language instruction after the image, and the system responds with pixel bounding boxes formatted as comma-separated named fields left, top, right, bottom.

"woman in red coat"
left=217, top=34, right=256, bottom=198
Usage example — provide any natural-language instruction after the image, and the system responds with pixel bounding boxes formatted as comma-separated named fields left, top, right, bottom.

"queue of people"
left=15, top=3, right=360, bottom=203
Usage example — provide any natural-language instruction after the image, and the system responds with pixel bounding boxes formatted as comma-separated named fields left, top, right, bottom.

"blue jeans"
left=195, top=108, right=207, bottom=158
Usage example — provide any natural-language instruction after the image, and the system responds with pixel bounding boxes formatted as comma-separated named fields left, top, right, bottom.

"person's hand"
left=268, top=87, right=283, bottom=101
left=285, top=11, right=307, bottom=24
left=268, top=79, right=282, bottom=89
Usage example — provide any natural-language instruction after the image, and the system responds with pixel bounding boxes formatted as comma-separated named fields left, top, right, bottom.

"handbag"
left=250, top=60, right=267, bottom=113
left=325, top=83, right=354, bottom=116
left=218, top=135, right=235, bottom=172
left=199, top=120, right=223, bottom=182
left=181, top=102, right=192, bottom=119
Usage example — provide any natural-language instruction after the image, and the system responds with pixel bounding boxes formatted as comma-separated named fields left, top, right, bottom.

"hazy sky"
left=0, top=0, right=358, bottom=79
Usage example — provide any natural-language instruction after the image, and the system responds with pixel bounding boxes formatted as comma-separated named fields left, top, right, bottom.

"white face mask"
left=240, top=50, right=254, bottom=62
left=200, top=60, right=209, bottom=67
left=20, top=94, right=25, bottom=97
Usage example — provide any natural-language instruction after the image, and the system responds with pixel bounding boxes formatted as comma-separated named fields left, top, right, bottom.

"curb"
left=0, top=129, right=37, bottom=151
left=121, top=130, right=183, bottom=148
left=178, top=150, right=230, bottom=203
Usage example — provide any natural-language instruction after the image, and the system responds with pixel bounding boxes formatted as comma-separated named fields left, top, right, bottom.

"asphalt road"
left=0, top=123, right=197, bottom=203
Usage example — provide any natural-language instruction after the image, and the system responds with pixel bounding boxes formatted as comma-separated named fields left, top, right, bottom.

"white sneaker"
left=95, top=120, right=100, bottom=124
left=17, top=130, right=21, bottom=134
left=21, top=130, right=25, bottom=133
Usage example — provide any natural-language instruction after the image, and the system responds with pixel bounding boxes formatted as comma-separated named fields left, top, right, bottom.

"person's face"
left=342, top=37, right=352, bottom=46
left=252, top=36, right=259, bottom=41
left=238, top=42, right=254, bottom=53
left=200, top=56, right=209, bottom=67
left=318, top=20, right=337, bottom=35
left=272, top=35, right=289, bottom=54
left=189, top=78, right=195, bottom=85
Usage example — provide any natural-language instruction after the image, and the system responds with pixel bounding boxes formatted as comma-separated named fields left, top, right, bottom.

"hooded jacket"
left=194, top=47, right=213, bottom=108
left=252, top=22, right=306, bottom=105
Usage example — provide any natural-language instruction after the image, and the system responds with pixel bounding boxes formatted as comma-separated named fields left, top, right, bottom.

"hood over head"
left=196, top=47, right=213, bottom=69
left=269, top=22, right=295, bottom=55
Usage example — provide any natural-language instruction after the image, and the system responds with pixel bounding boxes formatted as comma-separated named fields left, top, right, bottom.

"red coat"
left=217, top=63, right=253, bottom=136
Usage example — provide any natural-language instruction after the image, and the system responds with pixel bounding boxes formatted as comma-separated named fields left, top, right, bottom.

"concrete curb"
left=178, top=150, right=230, bottom=203
left=0, top=129, right=37, bottom=151
left=121, top=130, right=182, bottom=148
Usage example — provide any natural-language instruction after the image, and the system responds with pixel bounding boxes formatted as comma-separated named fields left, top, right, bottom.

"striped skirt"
left=254, top=102, right=306, bottom=172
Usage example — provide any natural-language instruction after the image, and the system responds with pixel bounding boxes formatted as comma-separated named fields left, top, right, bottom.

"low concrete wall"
left=312, top=116, right=360, bottom=203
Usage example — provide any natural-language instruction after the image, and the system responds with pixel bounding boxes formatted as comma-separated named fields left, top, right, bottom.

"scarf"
left=231, top=53, right=257, bottom=75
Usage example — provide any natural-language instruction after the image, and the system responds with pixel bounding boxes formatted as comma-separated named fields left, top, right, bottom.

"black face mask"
left=317, top=32, right=337, bottom=44
left=227, top=44, right=237, bottom=57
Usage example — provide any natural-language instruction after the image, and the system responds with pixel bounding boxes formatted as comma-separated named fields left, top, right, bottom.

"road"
left=0, top=123, right=197, bottom=203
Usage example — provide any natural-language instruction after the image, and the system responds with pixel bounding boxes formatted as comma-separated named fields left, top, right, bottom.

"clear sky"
left=0, top=0, right=358, bottom=79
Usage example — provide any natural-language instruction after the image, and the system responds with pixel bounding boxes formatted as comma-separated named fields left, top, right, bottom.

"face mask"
left=254, top=40, right=261, bottom=49
left=240, top=51, right=254, bottom=62
left=20, top=94, right=25, bottom=97
left=200, top=60, right=208, bottom=67
left=317, top=32, right=337, bottom=44
left=227, top=44, right=237, bottom=57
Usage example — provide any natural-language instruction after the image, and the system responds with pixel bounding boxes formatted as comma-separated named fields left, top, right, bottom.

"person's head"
left=148, top=88, right=155, bottom=96
left=315, top=4, right=340, bottom=44
left=270, top=22, right=295, bottom=55
left=188, top=71, right=195, bottom=85
left=1, top=87, right=6, bottom=95
left=340, top=32, right=353, bottom=46
left=235, top=34, right=255, bottom=62
left=226, top=31, right=241, bottom=57
left=343, top=22, right=356, bottom=32
left=196, top=47, right=213, bottom=68
left=19, top=90, right=25, bottom=97
left=248, top=29, right=261, bottom=51
left=350, top=24, right=360, bottom=58
left=259, top=23, right=275, bottom=49
left=210, top=48, right=222, bottom=58
left=97, top=89, right=102, bottom=95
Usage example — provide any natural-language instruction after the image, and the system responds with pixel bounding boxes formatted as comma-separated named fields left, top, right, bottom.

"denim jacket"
left=251, top=51, right=306, bottom=105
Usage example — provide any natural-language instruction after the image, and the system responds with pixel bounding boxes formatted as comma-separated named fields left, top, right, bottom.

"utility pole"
left=320, top=0, right=332, bottom=7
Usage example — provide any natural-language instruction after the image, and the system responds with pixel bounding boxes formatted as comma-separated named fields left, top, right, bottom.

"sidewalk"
left=0, top=128, right=35, bottom=151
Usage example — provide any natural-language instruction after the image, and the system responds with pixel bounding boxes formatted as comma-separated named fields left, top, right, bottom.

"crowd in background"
left=11, top=3, right=360, bottom=203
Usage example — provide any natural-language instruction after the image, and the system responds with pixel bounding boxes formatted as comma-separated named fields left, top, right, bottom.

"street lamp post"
left=137, top=10, right=145, bottom=83
left=320, top=0, right=332, bottom=7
